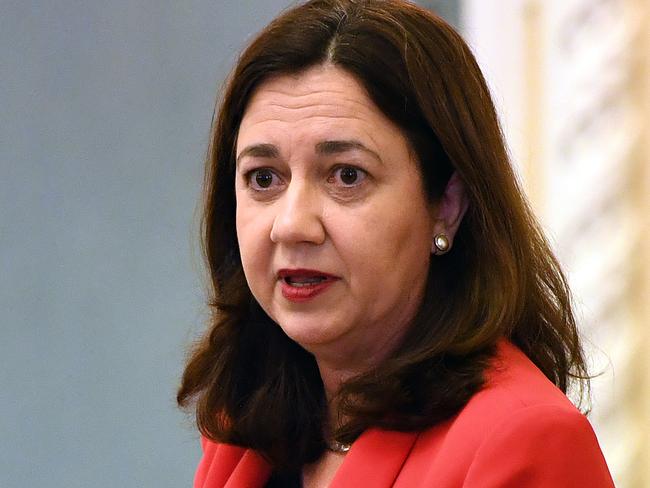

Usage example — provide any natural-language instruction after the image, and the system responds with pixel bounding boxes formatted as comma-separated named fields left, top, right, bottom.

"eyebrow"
left=236, top=143, right=280, bottom=166
left=236, top=139, right=382, bottom=167
left=315, top=140, right=382, bottom=163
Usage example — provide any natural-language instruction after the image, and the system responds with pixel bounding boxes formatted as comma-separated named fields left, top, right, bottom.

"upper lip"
left=277, top=268, right=339, bottom=280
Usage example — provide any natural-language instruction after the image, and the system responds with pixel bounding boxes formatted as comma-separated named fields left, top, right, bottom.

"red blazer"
left=194, top=341, right=614, bottom=487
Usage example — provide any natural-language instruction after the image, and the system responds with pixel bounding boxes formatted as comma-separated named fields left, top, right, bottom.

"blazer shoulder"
left=462, top=404, right=614, bottom=487
left=441, top=341, right=582, bottom=438
left=194, top=437, right=246, bottom=488
left=194, top=437, right=271, bottom=488
left=481, top=341, right=579, bottom=410
left=402, top=341, right=614, bottom=487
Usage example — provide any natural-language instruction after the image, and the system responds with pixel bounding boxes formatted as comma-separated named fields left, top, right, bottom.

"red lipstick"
left=277, top=268, right=339, bottom=302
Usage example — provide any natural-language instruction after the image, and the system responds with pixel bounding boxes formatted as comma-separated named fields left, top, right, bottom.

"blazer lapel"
left=223, top=449, right=272, bottom=488
left=330, top=429, right=419, bottom=488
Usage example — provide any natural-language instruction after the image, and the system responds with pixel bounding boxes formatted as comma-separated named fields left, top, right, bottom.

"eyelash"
left=244, top=165, right=368, bottom=192
left=327, top=165, right=368, bottom=187
left=245, top=168, right=283, bottom=191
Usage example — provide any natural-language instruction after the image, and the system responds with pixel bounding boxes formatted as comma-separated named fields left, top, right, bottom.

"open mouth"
left=277, top=269, right=338, bottom=301
left=277, top=268, right=338, bottom=287
left=283, top=276, right=329, bottom=287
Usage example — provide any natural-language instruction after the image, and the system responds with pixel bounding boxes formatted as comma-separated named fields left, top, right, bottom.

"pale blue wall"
left=418, top=0, right=460, bottom=27
left=0, top=1, right=458, bottom=487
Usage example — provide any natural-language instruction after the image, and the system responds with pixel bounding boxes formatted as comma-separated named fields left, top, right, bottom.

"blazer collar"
left=330, top=429, right=419, bottom=488
left=223, top=448, right=272, bottom=488
left=213, top=429, right=418, bottom=488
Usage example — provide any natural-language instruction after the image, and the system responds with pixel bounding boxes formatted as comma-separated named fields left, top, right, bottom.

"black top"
left=264, top=471, right=302, bottom=488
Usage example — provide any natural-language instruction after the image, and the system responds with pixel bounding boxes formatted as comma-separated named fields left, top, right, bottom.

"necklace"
left=327, top=440, right=351, bottom=454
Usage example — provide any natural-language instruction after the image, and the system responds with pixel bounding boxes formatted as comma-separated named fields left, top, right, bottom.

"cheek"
left=339, top=205, right=432, bottom=287
left=235, top=198, right=269, bottom=283
left=362, top=201, right=431, bottom=250
left=237, top=233, right=272, bottom=308
left=235, top=188, right=263, bottom=244
left=331, top=211, right=422, bottom=276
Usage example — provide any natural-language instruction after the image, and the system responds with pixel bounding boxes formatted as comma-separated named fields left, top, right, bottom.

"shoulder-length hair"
left=178, top=0, right=588, bottom=472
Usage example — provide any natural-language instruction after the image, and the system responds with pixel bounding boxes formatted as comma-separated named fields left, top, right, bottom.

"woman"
left=178, top=1, right=614, bottom=486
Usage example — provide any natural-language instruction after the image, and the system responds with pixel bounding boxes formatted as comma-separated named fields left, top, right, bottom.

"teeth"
left=286, top=276, right=326, bottom=286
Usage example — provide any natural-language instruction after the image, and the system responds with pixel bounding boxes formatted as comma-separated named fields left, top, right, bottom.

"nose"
left=270, top=179, right=326, bottom=245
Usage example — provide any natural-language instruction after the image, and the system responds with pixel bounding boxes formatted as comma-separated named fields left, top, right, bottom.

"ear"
left=430, top=171, right=469, bottom=253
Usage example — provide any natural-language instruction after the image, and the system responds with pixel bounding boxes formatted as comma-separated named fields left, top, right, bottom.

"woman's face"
left=235, top=64, right=436, bottom=369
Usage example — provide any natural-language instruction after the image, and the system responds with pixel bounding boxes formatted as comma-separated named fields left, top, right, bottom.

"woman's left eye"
left=328, top=166, right=367, bottom=186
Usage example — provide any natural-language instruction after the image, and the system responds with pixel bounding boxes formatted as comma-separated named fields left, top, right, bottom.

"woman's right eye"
left=247, top=168, right=280, bottom=190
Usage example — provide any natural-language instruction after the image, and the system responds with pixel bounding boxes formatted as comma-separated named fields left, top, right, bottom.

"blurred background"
left=1, top=0, right=647, bottom=486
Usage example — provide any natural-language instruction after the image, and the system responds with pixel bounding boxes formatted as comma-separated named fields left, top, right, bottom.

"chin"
left=276, top=318, right=344, bottom=351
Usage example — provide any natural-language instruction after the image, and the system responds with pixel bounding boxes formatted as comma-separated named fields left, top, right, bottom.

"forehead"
left=236, top=64, right=407, bottom=151
left=244, top=65, right=369, bottom=114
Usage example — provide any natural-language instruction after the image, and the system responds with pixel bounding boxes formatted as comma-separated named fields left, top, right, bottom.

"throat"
left=302, top=448, right=347, bottom=488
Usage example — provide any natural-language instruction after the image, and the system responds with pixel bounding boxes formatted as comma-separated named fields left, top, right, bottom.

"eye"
left=329, top=165, right=367, bottom=186
left=247, top=168, right=281, bottom=190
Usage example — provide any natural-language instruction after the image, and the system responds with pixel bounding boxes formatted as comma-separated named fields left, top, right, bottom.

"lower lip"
left=280, top=279, right=337, bottom=302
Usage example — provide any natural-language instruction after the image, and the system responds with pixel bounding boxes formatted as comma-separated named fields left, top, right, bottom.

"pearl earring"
left=433, top=233, right=450, bottom=255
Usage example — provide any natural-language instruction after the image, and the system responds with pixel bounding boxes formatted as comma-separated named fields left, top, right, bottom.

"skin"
left=234, top=64, right=467, bottom=486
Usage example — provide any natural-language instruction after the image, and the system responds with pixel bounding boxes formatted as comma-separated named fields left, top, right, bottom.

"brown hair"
left=178, top=0, right=588, bottom=472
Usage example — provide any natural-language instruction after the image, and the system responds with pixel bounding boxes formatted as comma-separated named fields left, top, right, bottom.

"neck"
left=307, top=326, right=407, bottom=434
left=315, top=362, right=351, bottom=431
left=310, top=330, right=402, bottom=400
left=318, top=362, right=355, bottom=402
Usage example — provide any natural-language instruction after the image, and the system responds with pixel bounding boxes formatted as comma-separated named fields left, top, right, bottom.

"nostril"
left=270, top=202, right=326, bottom=245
